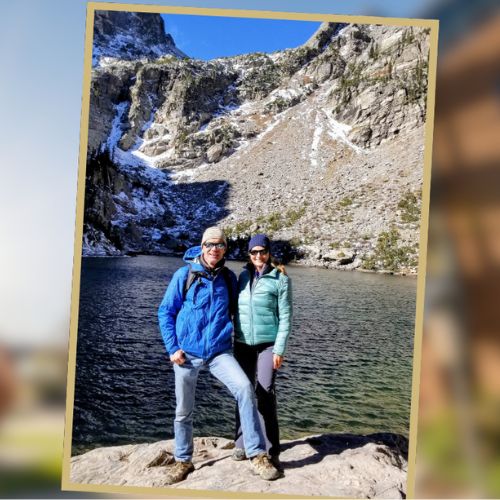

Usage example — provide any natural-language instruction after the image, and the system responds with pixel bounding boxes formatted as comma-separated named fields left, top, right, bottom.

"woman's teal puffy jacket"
left=234, top=265, right=292, bottom=356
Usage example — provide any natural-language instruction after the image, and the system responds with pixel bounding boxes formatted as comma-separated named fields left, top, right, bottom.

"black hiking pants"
left=233, top=341, right=280, bottom=457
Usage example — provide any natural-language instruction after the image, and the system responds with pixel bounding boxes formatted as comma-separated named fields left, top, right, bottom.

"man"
left=158, top=227, right=279, bottom=484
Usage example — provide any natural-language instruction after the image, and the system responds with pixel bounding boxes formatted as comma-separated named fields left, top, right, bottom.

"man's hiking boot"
left=231, top=448, right=247, bottom=461
left=250, top=453, right=280, bottom=481
left=270, top=455, right=284, bottom=475
left=165, top=461, right=194, bottom=484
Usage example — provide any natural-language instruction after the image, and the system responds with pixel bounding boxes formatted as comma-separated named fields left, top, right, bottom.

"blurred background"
left=1, top=0, right=499, bottom=497
left=416, top=0, right=500, bottom=497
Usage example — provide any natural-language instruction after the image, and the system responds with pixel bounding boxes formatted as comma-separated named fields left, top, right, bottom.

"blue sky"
left=0, top=0, right=432, bottom=348
left=162, top=14, right=320, bottom=60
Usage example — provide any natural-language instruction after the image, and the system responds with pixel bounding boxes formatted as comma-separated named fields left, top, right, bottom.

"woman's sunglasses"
left=249, top=249, right=269, bottom=256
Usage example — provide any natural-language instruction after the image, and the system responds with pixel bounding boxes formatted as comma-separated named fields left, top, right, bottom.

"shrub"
left=398, top=190, right=421, bottom=223
left=402, top=58, right=428, bottom=104
left=362, top=227, right=417, bottom=272
left=283, top=206, right=307, bottom=226
left=401, top=28, right=415, bottom=46
left=229, top=205, right=307, bottom=238
left=266, top=212, right=282, bottom=233
left=339, top=197, right=353, bottom=207
left=224, top=220, right=252, bottom=238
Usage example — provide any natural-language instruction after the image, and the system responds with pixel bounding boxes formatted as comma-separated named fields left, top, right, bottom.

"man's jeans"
left=173, top=350, right=266, bottom=462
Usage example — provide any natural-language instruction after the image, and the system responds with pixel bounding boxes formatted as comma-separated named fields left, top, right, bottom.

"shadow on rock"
left=281, top=432, right=408, bottom=470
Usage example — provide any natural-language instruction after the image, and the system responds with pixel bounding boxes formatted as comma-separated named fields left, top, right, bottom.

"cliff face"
left=92, top=11, right=186, bottom=66
left=84, top=13, right=430, bottom=274
left=70, top=433, right=408, bottom=498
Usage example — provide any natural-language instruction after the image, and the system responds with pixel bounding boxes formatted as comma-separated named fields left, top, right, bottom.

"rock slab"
left=70, top=433, right=408, bottom=498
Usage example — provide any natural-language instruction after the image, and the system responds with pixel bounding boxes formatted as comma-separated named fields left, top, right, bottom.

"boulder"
left=206, top=143, right=225, bottom=163
left=323, top=249, right=356, bottom=265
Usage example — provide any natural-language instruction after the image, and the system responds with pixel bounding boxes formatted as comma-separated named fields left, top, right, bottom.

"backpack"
left=183, top=263, right=236, bottom=316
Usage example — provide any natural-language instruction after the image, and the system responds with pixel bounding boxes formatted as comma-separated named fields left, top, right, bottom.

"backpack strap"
left=182, top=263, right=235, bottom=317
left=182, top=263, right=204, bottom=300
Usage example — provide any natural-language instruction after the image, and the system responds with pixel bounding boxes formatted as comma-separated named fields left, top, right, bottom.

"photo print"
left=63, top=3, right=438, bottom=498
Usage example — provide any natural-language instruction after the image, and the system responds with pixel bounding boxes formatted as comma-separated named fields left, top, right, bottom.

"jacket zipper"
left=206, top=277, right=214, bottom=360
left=250, top=272, right=263, bottom=345
left=250, top=271, right=275, bottom=345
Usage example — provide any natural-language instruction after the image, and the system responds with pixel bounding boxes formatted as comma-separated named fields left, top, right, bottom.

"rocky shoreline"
left=85, top=251, right=418, bottom=277
left=70, top=433, right=408, bottom=498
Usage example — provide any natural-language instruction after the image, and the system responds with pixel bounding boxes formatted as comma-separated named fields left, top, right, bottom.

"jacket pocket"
left=176, top=309, right=189, bottom=345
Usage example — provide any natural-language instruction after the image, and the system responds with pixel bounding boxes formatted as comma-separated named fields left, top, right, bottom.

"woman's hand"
left=273, top=354, right=283, bottom=370
left=170, top=349, right=185, bottom=365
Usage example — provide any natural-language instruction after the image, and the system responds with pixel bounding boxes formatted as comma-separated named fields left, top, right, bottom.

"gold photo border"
left=62, top=2, right=439, bottom=498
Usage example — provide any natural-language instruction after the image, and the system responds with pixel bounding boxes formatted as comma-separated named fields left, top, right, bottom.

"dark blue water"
left=72, top=256, right=416, bottom=455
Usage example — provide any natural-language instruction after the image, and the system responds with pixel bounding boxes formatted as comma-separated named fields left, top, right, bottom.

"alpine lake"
left=72, top=255, right=417, bottom=455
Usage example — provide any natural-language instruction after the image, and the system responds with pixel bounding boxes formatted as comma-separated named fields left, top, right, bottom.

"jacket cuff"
left=168, top=345, right=181, bottom=356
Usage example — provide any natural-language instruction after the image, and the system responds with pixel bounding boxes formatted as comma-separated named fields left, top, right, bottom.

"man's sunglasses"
left=249, top=249, right=269, bottom=256
left=203, top=242, right=226, bottom=249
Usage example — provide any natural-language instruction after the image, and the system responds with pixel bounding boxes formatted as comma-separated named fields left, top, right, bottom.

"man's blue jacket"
left=158, top=246, right=237, bottom=360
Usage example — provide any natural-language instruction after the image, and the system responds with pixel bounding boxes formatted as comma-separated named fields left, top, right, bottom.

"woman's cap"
left=201, top=226, right=227, bottom=245
left=248, top=233, right=270, bottom=251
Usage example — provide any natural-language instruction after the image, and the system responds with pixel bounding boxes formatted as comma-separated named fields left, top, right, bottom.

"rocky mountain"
left=84, top=13, right=430, bottom=274
left=70, top=433, right=408, bottom=498
left=92, top=11, right=186, bottom=67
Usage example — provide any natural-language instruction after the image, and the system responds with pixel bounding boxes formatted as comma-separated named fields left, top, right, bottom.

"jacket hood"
left=183, top=246, right=202, bottom=265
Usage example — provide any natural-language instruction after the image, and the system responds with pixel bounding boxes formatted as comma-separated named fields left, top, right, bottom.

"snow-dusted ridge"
left=92, top=11, right=187, bottom=67
left=85, top=15, right=429, bottom=273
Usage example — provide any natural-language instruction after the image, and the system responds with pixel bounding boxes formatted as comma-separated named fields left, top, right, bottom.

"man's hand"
left=170, top=349, right=185, bottom=365
left=273, top=354, right=283, bottom=370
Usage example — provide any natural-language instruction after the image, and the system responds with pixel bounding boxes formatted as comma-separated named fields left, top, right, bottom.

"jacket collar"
left=200, top=254, right=225, bottom=276
left=245, top=262, right=274, bottom=277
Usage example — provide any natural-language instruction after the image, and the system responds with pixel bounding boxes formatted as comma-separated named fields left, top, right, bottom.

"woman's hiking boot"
left=250, top=453, right=280, bottom=480
left=231, top=448, right=247, bottom=461
left=165, top=461, right=194, bottom=484
left=270, top=455, right=285, bottom=476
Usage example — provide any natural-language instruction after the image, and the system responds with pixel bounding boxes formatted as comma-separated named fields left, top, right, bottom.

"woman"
left=232, top=234, right=293, bottom=471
